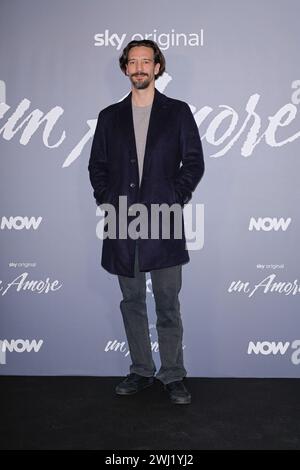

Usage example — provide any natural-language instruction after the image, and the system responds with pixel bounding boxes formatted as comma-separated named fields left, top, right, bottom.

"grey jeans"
left=117, top=242, right=187, bottom=385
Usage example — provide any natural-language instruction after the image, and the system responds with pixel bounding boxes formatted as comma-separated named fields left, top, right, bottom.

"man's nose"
left=135, top=62, right=144, bottom=73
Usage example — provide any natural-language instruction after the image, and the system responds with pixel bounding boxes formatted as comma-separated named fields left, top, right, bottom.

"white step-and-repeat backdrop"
left=1, top=0, right=300, bottom=377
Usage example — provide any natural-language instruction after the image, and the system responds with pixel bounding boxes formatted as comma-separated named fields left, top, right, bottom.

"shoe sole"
left=170, top=396, right=192, bottom=405
left=164, top=384, right=191, bottom=404
left=115, top=381, right=154, bottom=396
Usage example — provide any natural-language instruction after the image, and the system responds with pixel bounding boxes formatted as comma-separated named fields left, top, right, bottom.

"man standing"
left=88, top=39, right=204, bottom=404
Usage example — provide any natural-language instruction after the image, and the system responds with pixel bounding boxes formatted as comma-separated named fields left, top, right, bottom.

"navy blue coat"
left=88, top=88, right=204, bottom=277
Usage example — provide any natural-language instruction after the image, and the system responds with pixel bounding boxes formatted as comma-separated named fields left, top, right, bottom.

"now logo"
left=0, top=216, right=42, bottom=230
left=247, top=340, right=300, bottom=365
left=249, top=217, right=291, bottom=231
left=0, top=339, right=43, bottom=365
left=248, top=341, right=290, bottom=355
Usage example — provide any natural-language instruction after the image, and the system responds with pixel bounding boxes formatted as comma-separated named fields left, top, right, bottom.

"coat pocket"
left=145, top=178, right=177, bottom=205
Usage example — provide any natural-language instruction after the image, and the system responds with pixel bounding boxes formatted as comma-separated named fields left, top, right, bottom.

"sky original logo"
left=94, top=29, right=204, bottom=51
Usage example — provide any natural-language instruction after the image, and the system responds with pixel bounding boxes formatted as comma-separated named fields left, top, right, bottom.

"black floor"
left=1, top=376, right=300, bottom=450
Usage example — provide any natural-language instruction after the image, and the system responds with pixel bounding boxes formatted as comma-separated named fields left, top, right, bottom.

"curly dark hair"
left=119, top=39, right=166, bottom=80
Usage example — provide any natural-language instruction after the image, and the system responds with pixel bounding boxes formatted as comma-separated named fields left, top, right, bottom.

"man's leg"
left=150, top=264, right=187, bottom=385
left=117, top=243, right=156, bottom=378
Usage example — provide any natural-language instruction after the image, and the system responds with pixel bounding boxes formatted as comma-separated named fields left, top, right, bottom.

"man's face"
left=126, top=46, right=160, bottom=90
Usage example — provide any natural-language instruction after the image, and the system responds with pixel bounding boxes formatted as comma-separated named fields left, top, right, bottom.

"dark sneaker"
left=165, top=380, right=191, bottom=404
left=115, top=373, right=154, bottom=395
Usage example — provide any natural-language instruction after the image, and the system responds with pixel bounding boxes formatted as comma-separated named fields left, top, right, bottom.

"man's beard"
left=130, top=74, right=151, bottom=90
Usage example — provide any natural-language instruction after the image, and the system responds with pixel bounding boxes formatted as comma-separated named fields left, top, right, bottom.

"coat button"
left=130, top=182, right=136, bottom=188
left=130, top=159, right=136, bottom=163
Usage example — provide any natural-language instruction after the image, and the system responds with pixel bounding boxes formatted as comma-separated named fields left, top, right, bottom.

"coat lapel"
left=119, top=91, right=138, bottom=161
left=143, top=88, right=169, bottom=181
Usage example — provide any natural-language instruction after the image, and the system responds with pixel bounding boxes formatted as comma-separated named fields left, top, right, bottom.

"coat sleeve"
left=175, top=102, right=205, bottom=206
left=88, top=110, right=109, bottom=206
